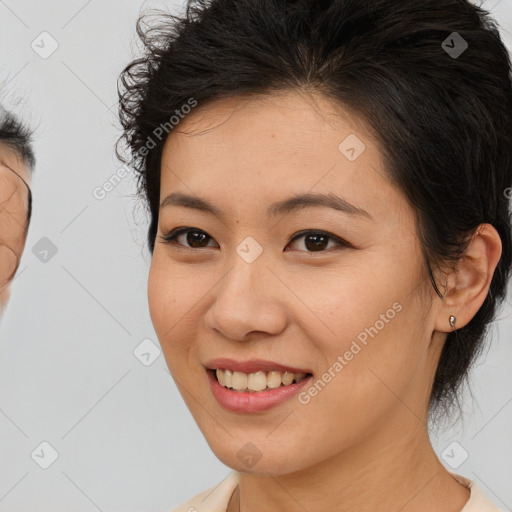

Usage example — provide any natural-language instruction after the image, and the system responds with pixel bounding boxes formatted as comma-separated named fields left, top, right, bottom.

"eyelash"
left=158, top=227, right=352, bottom=253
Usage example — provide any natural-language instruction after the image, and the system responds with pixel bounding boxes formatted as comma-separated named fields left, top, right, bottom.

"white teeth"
left=247, top=371, right=267, bottom=391
left=216, top=369, right=226, bottom=386
left=232, top=371, right=248, bottom=390
left=214, top=369, right=309, bottom=392
left=267, top=371, right=283, bottom=389
left=281, top=372, right=294, bottom=386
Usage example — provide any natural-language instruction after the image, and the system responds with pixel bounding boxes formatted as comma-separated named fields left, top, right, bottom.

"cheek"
left=147, top=256, right=202, bottom=361
left=297, top=261, right=424, bottom=395
left=147, top=261, right=164, bottom=331
left=292, top=262, right=402, bottom=346
left=147, top=258, right=181, bottom=346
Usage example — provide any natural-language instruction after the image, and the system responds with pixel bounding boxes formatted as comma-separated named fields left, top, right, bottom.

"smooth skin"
left=148, top=90, right=501, bottom=512
left=0, top=142, right=31, bottom=313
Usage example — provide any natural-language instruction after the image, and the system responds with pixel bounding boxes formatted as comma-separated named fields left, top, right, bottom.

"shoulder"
left=169, top=471, right=240, bottom=512
left=450, top=472, right=504, bottom=512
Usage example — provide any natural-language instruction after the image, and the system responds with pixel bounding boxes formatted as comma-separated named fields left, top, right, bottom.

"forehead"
left=159, top=90, right=405, bottom=223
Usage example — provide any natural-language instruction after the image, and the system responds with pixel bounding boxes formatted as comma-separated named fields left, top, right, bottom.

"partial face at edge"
left=0, top=142, right=31, bottom=313
left=148, top=90, right=442, bottom=476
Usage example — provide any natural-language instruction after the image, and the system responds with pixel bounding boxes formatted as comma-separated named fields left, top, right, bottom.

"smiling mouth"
left=208, top=368, right=313, bottom=393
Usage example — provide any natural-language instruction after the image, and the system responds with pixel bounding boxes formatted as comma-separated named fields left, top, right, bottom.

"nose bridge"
left=207, top=236, right=286, bottom=340
left=220, top=236, right=269, bottom=308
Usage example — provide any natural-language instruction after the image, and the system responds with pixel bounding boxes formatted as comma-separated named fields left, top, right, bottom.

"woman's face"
left=149, top=90, right=445, bottom=476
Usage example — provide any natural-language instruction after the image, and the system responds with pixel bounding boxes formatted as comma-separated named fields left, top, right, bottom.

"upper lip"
left=204, top=358, right=312, bottom=375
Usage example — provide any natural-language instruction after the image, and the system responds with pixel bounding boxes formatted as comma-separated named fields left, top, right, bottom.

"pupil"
left=306, top=233, right=328, bottom=251
left=188, top=230, right=209, bottom=247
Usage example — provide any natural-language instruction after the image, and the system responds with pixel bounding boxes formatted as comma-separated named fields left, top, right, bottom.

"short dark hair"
left=116, top=0, right=512, bottom=425
left=0, top=105, right=35, bottom=226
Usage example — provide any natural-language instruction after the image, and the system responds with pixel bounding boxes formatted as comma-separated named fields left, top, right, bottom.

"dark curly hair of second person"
left=116, top=0, right=512, bottom=427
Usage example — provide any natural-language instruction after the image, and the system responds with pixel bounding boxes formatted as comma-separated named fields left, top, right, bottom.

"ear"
left=434, top=223, right=502, bottom=333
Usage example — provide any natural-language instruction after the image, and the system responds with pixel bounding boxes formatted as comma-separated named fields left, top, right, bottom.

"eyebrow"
left=160, top=191, right=373, bottom=221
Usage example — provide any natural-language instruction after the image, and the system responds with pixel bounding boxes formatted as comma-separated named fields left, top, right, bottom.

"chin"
left=206, top=437, right=307, bottom=476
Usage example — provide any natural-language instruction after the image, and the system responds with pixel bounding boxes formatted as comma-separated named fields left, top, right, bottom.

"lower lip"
left=207, top=369, right=313, bottom=413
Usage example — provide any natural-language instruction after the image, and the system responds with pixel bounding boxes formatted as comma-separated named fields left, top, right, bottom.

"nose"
left=204, top=254, right=288, bottom=342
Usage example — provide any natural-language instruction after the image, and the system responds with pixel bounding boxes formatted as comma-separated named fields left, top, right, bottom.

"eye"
left=159, top=227, right=219, bottom=249
left=286, top=230, right=351, bottom=253
left=159, top=227, right=351, bottom=253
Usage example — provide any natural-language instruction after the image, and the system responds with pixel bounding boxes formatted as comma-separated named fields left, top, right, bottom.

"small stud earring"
left=449, top=315, right=456, bottom=329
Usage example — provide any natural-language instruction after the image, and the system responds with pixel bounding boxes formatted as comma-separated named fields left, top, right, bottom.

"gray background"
left=0, top=1, right=511, bottom=510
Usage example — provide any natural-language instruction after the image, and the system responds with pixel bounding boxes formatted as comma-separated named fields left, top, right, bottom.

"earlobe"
left=434, top=223, right=502, bottom=333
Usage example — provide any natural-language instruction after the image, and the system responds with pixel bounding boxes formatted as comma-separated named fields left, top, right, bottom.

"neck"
left=229, top=414, right=470, bottom=512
